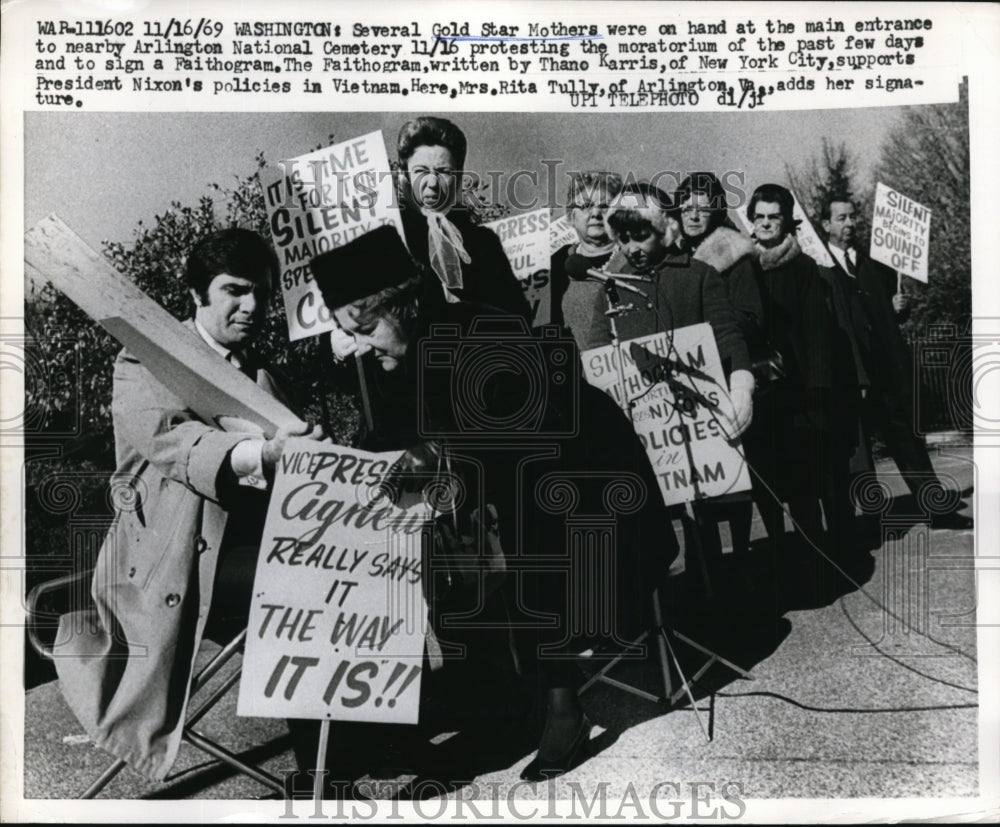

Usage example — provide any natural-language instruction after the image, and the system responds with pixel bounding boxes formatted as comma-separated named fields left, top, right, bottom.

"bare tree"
left=786, top=138, right=874, bottom=246
left=875, top=80, right=971, bottom=336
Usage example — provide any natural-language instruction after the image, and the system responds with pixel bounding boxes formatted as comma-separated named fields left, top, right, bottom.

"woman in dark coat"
left=550, top=170, right=623, bottom=347
left=311, top=225, right=675, bottom=783
left=743, top=184, right=835, bottom=559
left=396, top=115, right=530, bottom=317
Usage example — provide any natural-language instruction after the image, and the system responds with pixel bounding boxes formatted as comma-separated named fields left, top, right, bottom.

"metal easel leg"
left=579, top=586, right=755, bottom=745
left=80, top=758, right=128, bottom=799
left=183, top=728, right=285, bottom=795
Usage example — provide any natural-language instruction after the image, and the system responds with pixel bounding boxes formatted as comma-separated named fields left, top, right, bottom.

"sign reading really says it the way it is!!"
left=870, top=182, right=931, bottom=282
left=261, top=131, right=405, bottom=341
left=582, top=324, right=751, bottom=507
left=237, top=440, right=429, bottom=723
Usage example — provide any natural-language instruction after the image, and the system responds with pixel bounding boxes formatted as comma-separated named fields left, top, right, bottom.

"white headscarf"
left=421, top=207, right=471, bottom=302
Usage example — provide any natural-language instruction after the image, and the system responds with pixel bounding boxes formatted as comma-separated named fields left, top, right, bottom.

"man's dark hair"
left=747, top=183, right=796, bottom=229
left=397, top=117, right=468, bottom=170
left=185, top=228, right=279, bottom=302
left=821, top=192, right=855, bottom=221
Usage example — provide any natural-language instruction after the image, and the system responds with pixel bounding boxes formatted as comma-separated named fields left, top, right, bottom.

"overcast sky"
left=25, top=108, right=907, bottom=250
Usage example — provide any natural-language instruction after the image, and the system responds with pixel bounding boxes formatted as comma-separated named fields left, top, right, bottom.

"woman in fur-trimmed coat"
left=673, top=174, right=762, bottom=564
left=674, top=173, right=762, bottom=345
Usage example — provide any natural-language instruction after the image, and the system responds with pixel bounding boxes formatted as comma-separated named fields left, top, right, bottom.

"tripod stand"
left=577, top=275, right=755, bottom=742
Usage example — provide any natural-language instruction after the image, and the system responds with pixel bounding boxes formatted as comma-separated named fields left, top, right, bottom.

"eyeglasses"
left=615, top=229, right=653, bottom=243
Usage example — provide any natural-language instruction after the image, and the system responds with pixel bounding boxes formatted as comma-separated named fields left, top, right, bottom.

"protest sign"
left=486, top=207, right=552, bottom=326
left=734, top=189, right=834, bottom=268
left=237, top=440, right=429, bottom=723
left=581, top=324, right=751, bottom=506
left=550, top=212, right=581, bottom=253
left=871, top=182, right=931, bottom=282
left=261, top=131, right=405, bottom=341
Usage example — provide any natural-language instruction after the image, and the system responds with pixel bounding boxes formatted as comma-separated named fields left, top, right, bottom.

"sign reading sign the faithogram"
left=581, top=324, right=751, bottom=507
left=870, top=182, right=931, bottom=282
left=485, top=207, right=552, bottom=327
left=261, top=131, right=406, bottom=341
left=237, top=440, right=429, bottom=723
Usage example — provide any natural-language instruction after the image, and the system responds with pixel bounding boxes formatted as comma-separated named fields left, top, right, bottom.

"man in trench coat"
left=53, top=229, right=314, bottom=780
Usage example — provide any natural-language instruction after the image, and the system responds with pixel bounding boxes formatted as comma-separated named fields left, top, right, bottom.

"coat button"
left=194, top=536, right=208, bottom=554
left=165, top=593, right=181, bottom=607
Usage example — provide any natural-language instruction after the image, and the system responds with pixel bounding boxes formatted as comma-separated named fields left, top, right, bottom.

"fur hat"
left=309, top=225, right=416, bottom=309
left=604, top=181, right=675, bottom=238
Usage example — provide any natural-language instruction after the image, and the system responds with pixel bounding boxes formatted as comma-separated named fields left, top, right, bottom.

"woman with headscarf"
left=327, top=117, right=531, bottom=448
left=394, top=116, right=530, bottom=315
left=328, top=115, right=529, bottom=341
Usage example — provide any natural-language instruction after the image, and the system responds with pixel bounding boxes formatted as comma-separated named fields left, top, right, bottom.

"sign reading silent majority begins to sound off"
left=870, top=182, right=931, bottom=282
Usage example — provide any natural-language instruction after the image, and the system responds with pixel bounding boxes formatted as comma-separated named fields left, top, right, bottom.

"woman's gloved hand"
left=377, top=440, right=444, bottom=504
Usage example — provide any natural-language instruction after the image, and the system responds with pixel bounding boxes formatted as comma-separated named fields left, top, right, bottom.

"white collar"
left=194, top=317, right=243, bottom=365
left=828, top=243, right=855, bottom=273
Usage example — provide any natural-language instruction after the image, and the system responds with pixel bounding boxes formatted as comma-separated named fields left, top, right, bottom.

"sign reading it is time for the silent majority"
left=261, top=131, right=406, bottom=341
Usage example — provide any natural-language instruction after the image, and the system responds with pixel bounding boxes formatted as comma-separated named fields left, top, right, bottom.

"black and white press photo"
left=2, top=2, right=998, bottom=823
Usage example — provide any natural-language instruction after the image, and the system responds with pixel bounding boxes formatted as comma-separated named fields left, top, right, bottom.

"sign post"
left=24, top=214, right=302, bottom=434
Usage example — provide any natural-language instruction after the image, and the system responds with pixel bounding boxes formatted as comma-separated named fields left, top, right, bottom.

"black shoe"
left=519, top=714, right=591, bottom=782
left=928, top=511, right=974, bottom=531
